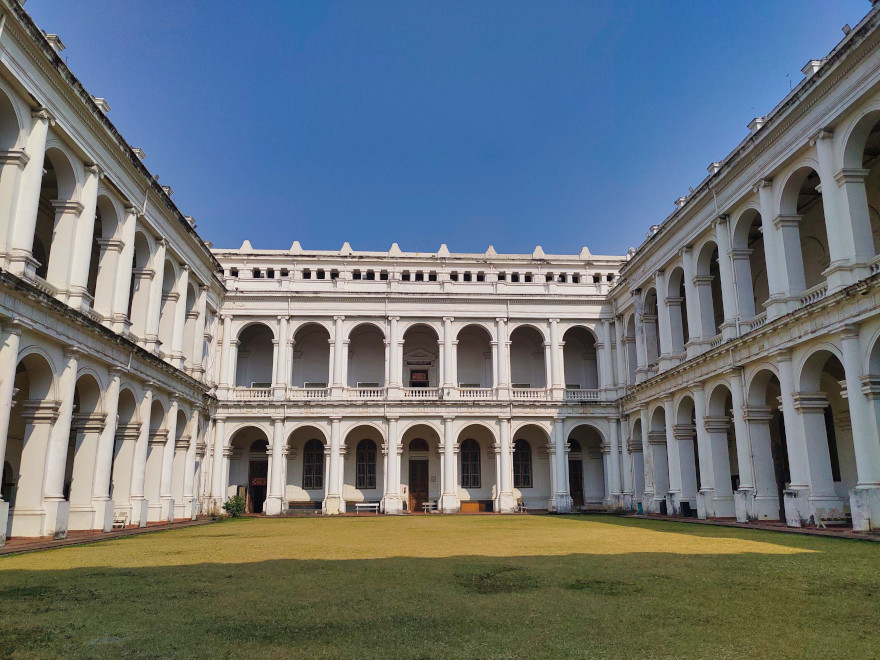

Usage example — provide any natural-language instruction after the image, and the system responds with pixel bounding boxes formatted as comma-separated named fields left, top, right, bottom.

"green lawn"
left=0, top=515, right=877, bottom=659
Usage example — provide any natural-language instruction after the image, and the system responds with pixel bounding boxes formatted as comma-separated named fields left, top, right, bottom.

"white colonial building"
left=2, top=0, right=880, bottom=542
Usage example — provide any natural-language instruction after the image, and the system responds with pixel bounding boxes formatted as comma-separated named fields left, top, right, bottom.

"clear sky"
left=25, top=0, right=869, bottom=256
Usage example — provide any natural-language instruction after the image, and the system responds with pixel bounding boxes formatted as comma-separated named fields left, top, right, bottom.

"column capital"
left=772, top=214, right=801, bottom=229
left=809, top=128, right=834, bottom=145
left=773, top=348, right=793, bottom=363
left=549, top=318, right=560, bottom=324
left=181, top=264, right=191, bottom=273
left=271, top=414, right=285, bottom=424
left=703, top=416, right=730, bottom=432
left=63, top=346, right=85, bottom=359
left=387, top=315, right=400, bottom=322
left=277, top=314, right=290, bottom=322
left=108, top=365, right=125, bottom=377
left=443, top=316, right=454, bottom=323
left=333, top=315, right=345, bottom=321
left=31, top=107, right=54, bottom=123
left=156, top=237, right=167, bottom=248
left=742, top=405, right=773, bottom=422
left=495, top=317, right=508, bottom=323
left=840, top=323, right=861, bottom=341
left=84, top=163, right=101, bottom=176
left=792, top=392, right=828, bottom=411
left=712, top=213, right=730, bottom=228
left=329, top=415, right=343, bottom=422
left=834, top=167, right=870, bottom=185
left=221, top=314, right=232, bottom=322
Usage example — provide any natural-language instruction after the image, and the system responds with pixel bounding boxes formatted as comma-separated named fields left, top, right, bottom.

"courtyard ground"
left=0, top=515, right=877, bottom=658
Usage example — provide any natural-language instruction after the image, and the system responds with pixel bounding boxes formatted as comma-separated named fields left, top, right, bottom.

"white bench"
left=422, top=501, right=438, bottom=513
left=354, top=502, right=381, bottom=515
left=112, top=512, right=128, bottom=530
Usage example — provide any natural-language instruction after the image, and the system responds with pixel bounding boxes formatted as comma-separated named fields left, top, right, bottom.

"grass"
left=0, top=515, right=877, bottom=658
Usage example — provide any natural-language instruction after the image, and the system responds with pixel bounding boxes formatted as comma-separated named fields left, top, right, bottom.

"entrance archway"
left=568, top=424, right=606, bottom=506
left=228, top=426, right=270, bottom=513
left=400, top=424, right=441, bottom=512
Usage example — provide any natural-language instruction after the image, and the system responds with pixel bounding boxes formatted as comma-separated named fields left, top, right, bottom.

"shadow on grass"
left=0, top=543, right=878, bottom=659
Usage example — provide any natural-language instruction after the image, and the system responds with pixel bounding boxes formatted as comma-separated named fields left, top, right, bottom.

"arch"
left=347, top=324, right=385, bottom=387
left=624, top=314, right=637, bottom=384
left=161, top=259, right=178, bottom=294
left=746, top=368, right=790, bottom=520
left=291, top=322, right=331, bottom=388
left=175, top=408, right=188, bottom=440
left=409, top=438, right=429, bottom=452
left=32, top=146, right=79, bottom=281
left=779, top=165, right=830, bottom=291
left=87, top=195, right=122, bottom=307
left=513, top=439, right=532, bottom=489
left=14, top=350, right=56, bottom=400
left=695, top=239, right=725, bottom=337
left=797, top=345, right=845, bottom=392
left=400, top=422, right=442, bottom=511
left=235, top=322, right=275, bottom=387
left=568, top=423, right=607, bottom=505
left=401, top=323, right=439, bottom=388
left=287, top=423, right=328, bottom=446
left=73, top=372, right=102, bottom=414
left=127, top=231, right=153, bottom=333
left=456, top=324, right=493, bottom=388
left=730, top=207, right=769, bottom=318
left=666, top=266, right=690, bottom=354
left=459, top=438, right=481, bottom=489
left=301, top=438, right=325, bottom=491
left=674, top=393, right=701, bottom=502
left=508, top=322, right=548, bottom=343
left=841, top=108, right=880, bottom=257
left=0, top=85, right=23, bottom=150
left=228, top=426, right=270, bottom=513
left=642, top=287, right=661, bottom=365
left=399, top=419, right=444, bottom=438
left=116, top=388, right=139, bottom=425
left=42, top=145, right=79, bottom=202
left=510, top=324, right=546, bottom=388
left=346, top=321, right=386, bottom=341
left=149, top=399, right=166, bottom=431
left=355, top=439, right=378, bottom=491
left=285, top=424, right=328, bottom=504
left=562, top=326, right=599, bottom=390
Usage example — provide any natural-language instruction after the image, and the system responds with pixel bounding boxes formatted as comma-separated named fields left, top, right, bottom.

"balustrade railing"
left=708, top=333, right=724, bottom=349
left=744, top=312, right=767, bottom=333
left=797, top=281, right=828, bottom=308
left=458, top=387, right=493, bottom=400
left=402, top=387, right=440, bottom=399
left=232, top=387, right=272, bottom=401
left=348, top=387, right=385, bottom=400
left=288, top=387, right=329, bottom=400
left=564, top=388, right=600, bottom=402
left=511, top=388, right=547, bottom=401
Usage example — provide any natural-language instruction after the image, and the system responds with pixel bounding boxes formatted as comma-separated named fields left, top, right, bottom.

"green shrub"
left=222, top=495, right=246, bottom=518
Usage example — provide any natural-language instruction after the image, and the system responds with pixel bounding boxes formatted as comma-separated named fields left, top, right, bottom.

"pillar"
left=613, top=317, right=627, bottom=395
left=607, top=417, right=622, bottom=506
left=443, top=317, right=456, bottom=394
left=729, top=368, right=756, bottom=520
left=183, top=409, right=200, bottom=518
left=158, top=397, right=178, bottom=522
left=210, top=415, right=226, bottom=511
left=265, top=416, right=285, bottom=515
left=12, top=400, right=60, bottom=537
left=713, top=215, right=739, bottom=339
left=441, top=416, right=459, bottom=512
left=325, top=416, right=342, bottom=514
left=654, top=270, right=674, bottom=367
left=331, top=316, right=346, bottom=395
left=383, top=416, right=403, bottom=513
left=90, top=367, right=121, bottom=532
left=632, top=291, right=649, bottom=382
left=498, top=417, right=515, bottom=512
left=776, top=351, right=811, bottom=525
left=218, top=315, right=232, bottom=390
left=8, top=109, right=50, bottom=278
left=680, top=247, right=703, bottom=357
left=144, top=238, right=166, bottom=352
left=190, top=286, right=208, bottom=376
left=129, top=387, right=152, bottom=526
left=0, top=150, right=29, bottom=267
left=549, top=318, right=564, bottom=398
left=67, top=165, right=100, bottom=309
left=742, top=406, right=779, bottom=520
left=639, top=406, right=655, bottom=510
left=755, top=178, right=791, bottom=319
left=273, top=315, right=289, bottom=399
left=110, top=206, right=138, bottom=334
left=387, top=316, right=401, bottom=397
left=599, top=318, right=615, bottom=392
left=42, top=347, right=79, bottom=538
left=552, top=417, right=571, bottom=513
left=44, top=199, right=84, bottom=300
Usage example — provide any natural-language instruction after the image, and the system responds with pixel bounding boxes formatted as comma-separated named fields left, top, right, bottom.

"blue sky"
left=26, top=1, right=868, bottom=255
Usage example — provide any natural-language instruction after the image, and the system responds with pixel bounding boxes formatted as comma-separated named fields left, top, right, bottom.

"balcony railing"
left=797, top=281, right=828, bottom=308
left=232, top=387, right=272, bottom=401
left=459, top=387, right=493, bottom=399
left=744, top=312, right=767, bottom=333
left=511, top=388, right=547, bottom=401
left=564, top=388, right=600, bottom=402
left=288, top=387, right=329, bottom=400
left=348, top=387, right=386, bottom=400
left=402, top=387, right=440, bottom=400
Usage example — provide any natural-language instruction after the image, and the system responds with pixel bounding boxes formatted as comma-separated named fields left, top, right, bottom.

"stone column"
left=67, top=165, right=101, bottom=309
left=839, top=327, right=880, bottom=530
left=0, top=150, right=29, bottom=267
left=91, top=367, right=121, bottom=531
left=498, top=416, right=515, bottom=512
left=834, top=166, right=876, bottom=278
left=8, top=109, right=51, bottom=278
left=218, top=315, right=232, bottom=391
left=210, top=415, right=226, bottom=511
left=713, top=215, right=739, bottom=339
left=0, top=322, right=20, bottom=544
left=12, top=400, right=60, bottom=538
left=607, top=417, right=622, bottom=505
left=549, top=319, right=564, bottom=399
left=729, top=368, right=756, bottom=520
left=665, top=295, right=685, bottom=358
left=42, top=347, right=80, bottom=538
left=273, top=316, right=289, bottom=399
left=613, top=317, right=627, bottom=394
left=599, top=318, right=615, bottom=392
left=45, top=200, right=85, bottom=301
left=159, top=397, right=179, bottom=522
left=190, top=286, right=208, bottom=376
left=331, top=316, right=346, bottom=396
left=552, top=417, right=571, bottom=513
left=654, top=270, right=674, bottom=368
left=632, top=291, right=648, bottom=382
left=639, top=406, right=655, bottom=510
left=443, top=317, right=456, bottom=395
left=792, top=392, right=841, bottom=518
left=755, top=178, right=790, bottom=320
left=144, top=238, right=166, bottom=353
left=776, top=351, right=810, bottom=525
left=648, top=427, right=669, bottom=514
left=680, top=247, right=703, bottom=357
left=265, top=415, right=285, bottom=515
left=691, top=385, right=714, bottom=518
left=619, top=415, right=634, bottom=506
left=772, top=214, right=807, bottom=299
left=730, top=247, right=755, bottom=320
left=742, top=406, right=779, bottom=520
left=496, top=317, right=509, bottom=397
left=129, top=387, right=153, bottom=526
left=183, top=409, right=200, bottom=518
left=661, top=396, right=681, bottom=515
left=170, top=265, right=189, bottom=368
left=325, top=416, right=342, bottom=514
left=388, top=316, right=401, bottom=397
left=441, top=416, right=459, bottom=512
left=383, top=416, right=403, bottom=513
left=110, top=206, right=138, bottom=334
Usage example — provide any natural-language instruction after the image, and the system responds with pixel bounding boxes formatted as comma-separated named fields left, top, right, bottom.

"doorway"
left=409, top=369, right=429, bottom=388
left=249, top=460, right=268, bottom=513
left=569, top=459, right=584, bottom=507
left=409, top=460, right=429, bottom=511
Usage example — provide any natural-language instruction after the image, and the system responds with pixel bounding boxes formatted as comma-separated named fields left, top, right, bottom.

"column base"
left=382, top=495, right=404, bottom=515
left=440, top=493, right=460, bottom=513
left=712, top=493, right=735, bottom=518
left=783, top=488, right=805, bottom=527
left=130, top=498, right=149, bottom=527
left=807, top=493, right=846, bottom=525
left=92, top=498, right=115, bottom=532
left=43, top=499, right=70, bottom=540
left=498, top=491, right=517, bottom=514
left=734, top=488, right=753, bottom=522
left=753, top=494, right=781, bottom=521
left=551, top=493, right=572, bottom=513
left=642, top=490, right=657, bottom=513
left=264, top=496, right=284, bottom=516
left=0, top=500, right=7, bottom=546
left=850, top=484, right=880, bottom=531
left=666, top=492, right=678, bottom=516
left=697, top=489, right=714, bottom=519
left=323, top=495, right=342, bottom=515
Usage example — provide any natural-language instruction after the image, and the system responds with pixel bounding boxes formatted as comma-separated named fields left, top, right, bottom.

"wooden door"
left=569, top=459, right=584, bottom=508
left=249, top=460, right=268, bottom=513
left=409, top=460, right=429, bottom=511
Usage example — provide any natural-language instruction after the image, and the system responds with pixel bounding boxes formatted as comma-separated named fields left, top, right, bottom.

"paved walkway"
left=0, top=517, right=215, bottom=556
left=620, top=513, right=880, bottom=542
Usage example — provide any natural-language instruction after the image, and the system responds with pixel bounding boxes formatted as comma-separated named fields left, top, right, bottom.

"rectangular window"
left=303, top=269, right=311, bottom=279
left=280, top=268, right=289, bottom=277
left=511, top=273, right=520, bottom=283
left=316, top=269, right=325, bottom=280
left=476, top=272, right=485, bottom=282
left=463, top=272, right=472, bottom=282
left=330, top=270, right=339, bottom=280
left=380, top=270, right=389, bottom=281
left=572, top=274, right=579, bottom=283
left=230, top=268, right=239, bottom=277
left=546, top=273, right=554, bottom=282
left=428, top=271, right=437, bottom=282
left=267, top=268, right=275, bottom=279
left=402, top=271, right=411, bottom=281
left=450, top=272, right=459, bottom=281
left=524, top=273, right=533, bottom=283
left=498, top=272, right=506, bottom=281
left=415, top=271, right=424, bottom=282
left=353, top=270, right=362, bottom=280
left=593, top=274, right=601, bottom=283
left=365, top=270, right=375, bottom=280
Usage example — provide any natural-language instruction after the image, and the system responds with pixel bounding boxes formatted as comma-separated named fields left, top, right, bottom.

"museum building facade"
left=2, top=0, right=880, bottom=542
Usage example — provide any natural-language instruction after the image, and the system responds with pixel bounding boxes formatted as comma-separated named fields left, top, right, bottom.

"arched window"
left=513, top=439, right=532, bottom=488
left=569, top=439, right=582, bottom=453
left=460, top=438, right=481, bottom=488
left=409, top=438, right=428, bottom=452
left=356, top=439, right=377, bottom=489
left=302, top=439, right=324, bottom=490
